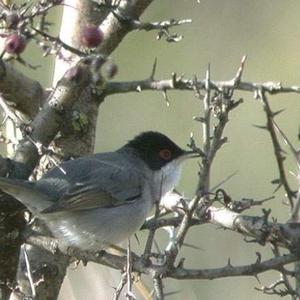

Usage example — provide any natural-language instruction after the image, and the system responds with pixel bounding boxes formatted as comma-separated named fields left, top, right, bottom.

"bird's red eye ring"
left=159, top=149, right=172, bottom=160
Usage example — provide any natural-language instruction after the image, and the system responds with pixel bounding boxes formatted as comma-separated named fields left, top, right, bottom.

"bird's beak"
left=183, top=150, right=201, bottom=159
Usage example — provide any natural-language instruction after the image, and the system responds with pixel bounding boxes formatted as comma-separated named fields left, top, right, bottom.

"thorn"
left=134, top=233, right=140, bottom=246
left=256, top=195, right=275, bottom=204
left=273, top=182, right=283, bottom=193
left=227, top=258, right=232, bottom=267
left=255, top=252, right=262, bottom=264
left=271, top=108, right=285, bottom=117
left=136, top=85, right=142, bottom=92
left=150, top=58, right=157, bottom=80
left=211, top=171, right=238, bottom=192
left=193, top=116, right=206, bottom=122
left=125, top=291, right=137, bottom=299
left=241, top=55, right=247, bottom=65
left=252, top=124, right=268, bottom=130
left=253, top=89, right=260, bottom=100
left=233, top=55, right=247, bottom=85
left=162, top=90, right=170, bottom=106
left=219, top=137, right=228, bottom=145
left=171, top=72, right=177, bottom=88
left=271, top=178, right=281, bottom=185
left=273, top=120, right=300, bottom=168
left=177, top=258, right=185, bottom=268
left=205, top=63, right=211, bottom=90
left=164, top=290, right=181, bottom=297
left=254, top=274, right=261, bottom=284
left=182, top=242, right=202, bottom=250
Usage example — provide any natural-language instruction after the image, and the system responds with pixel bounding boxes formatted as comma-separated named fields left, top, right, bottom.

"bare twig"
left=258, top=90, right=295, bottom=207
left=11, top=62, right=93, bottom=178
left=129, top=18, right=192, bottom=42
left=143, top=175, right=163, bottom=262
left=164, top=59, right=246, bottom=268
left=23, top=245, right=36, bottom=299
left=130, top=18, right=192, bottom=32
left=31, top=26, right=87, bottom=57
left=24, top=234, right=300, bottom=281
left=153, top=274, right=164, bottom=300
left=126, top=239, right=135, bottom=300
left=228, top=196, right=275, bottom=213
left=271, top=245, right=297, bottom=298
left=170, top=253, right=300, bottom=280
left=201, top=64, right=211, bottom=193
left=113, top=272, right=127, bottom=300
left=104, top=77, right=300, bottom=97
left=272, top=120, right=300, bottom=168
left=271, top=120, right=300, bottom=221
left=99, top=0, right=154, bottom=55
left=0, top=60, right=43, bottom=118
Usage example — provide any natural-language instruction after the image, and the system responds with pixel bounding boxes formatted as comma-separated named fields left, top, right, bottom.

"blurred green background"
left=8, top=0, right=300, bottom=299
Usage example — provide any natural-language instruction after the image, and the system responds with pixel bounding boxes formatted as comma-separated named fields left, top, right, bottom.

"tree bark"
left=2, top=1, right=154, bottom=299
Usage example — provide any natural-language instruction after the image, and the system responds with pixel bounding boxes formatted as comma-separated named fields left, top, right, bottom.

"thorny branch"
left=0, top=1, right=300, bottom=299
left=129, top=18, right=192, bottom=42
left=0, top=1, right=162, bottom=299
left=11, top=61, right=94, bottom=179
left=258, top=90, right=295, bottom=207
left=113, top=272, right=127, bottom=300
left=24, top=233, right=300, bottom=281
left=270, top=120, right=300, bottom=220
left=130, top=18, right=192, bottom=32
left=156, top=57, right=246, bottom=271
left=102, top=55, right=300, bottom=297
left=0, top=60, right=43, bottom=118
left=2, top=50, right=300, bottom=298
left=104, top=75, right=300, bottom=97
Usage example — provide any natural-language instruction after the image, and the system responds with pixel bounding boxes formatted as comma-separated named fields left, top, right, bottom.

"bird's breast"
left=150, top=162, right=182, bottom=201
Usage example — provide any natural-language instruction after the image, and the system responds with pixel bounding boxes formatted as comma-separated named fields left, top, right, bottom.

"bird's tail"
left=0, top=177, right=53, bottom=213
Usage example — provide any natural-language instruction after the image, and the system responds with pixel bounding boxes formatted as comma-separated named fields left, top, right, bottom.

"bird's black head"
left=123, top=131, right=187, bottom=170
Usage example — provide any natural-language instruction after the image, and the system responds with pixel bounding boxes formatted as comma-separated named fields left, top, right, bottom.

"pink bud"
left=5, top=34, right=26, bottom=54
left=80, top=25, right=103, bottom=48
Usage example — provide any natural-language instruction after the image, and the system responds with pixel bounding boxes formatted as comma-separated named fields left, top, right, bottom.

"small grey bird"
left=0, top=131, right=196, bottom=251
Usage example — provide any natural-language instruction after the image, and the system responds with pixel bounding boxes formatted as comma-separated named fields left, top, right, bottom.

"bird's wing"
left=0, top=177, right=54, bottom=212
left=41, top=160, right=144, bottom=213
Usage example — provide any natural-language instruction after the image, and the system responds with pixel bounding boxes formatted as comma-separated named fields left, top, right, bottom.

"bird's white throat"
left=152, top=159, right=182, bottom=198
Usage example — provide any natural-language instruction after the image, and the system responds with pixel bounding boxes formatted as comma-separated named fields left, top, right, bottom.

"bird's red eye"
left=159, top=149, right=172, bottom=160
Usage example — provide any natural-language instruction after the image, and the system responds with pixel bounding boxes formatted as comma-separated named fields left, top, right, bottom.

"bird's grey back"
left=35, top=150, right=147, bottom=203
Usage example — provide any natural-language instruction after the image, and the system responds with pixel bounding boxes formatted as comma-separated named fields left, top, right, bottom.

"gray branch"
left=25, top=232, right=300, bottom=282
left=130, top=18, right=192, bottom=32
left=0, top=60, right=44, bottom=118
left=99, top=0, right=154, bottom=55
left=10, top=63, right=93, bottom=179
left=170, top=253, right=300, bottom=280
left=104, top=76, right=300, bottom=97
